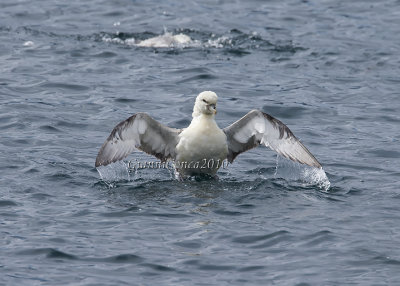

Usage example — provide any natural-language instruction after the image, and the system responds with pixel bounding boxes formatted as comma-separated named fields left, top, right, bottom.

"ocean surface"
left=1, top=0, right=400, bottom=285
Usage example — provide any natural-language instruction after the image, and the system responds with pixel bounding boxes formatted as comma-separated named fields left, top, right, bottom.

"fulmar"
left=95, top=91, right=321, bottom=177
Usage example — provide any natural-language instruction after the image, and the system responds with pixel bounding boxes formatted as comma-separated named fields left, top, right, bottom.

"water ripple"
left=17, top=248, right=145, bottom=264
left=232, top=230, right=291, bottom=245
left=0, top=200, right=18, bottom=207
left=18, top=248, right=77, bottom=260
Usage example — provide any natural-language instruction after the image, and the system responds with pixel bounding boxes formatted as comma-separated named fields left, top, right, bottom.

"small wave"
left=300, top=230, right=334, bottom=247
left=0, top=200, right=18, bottom=207
left=18, top=248, right=144, bottom=264
left=99, top=254, right=143, bottom=264
left=232, top=230, right=291, bottom=245
left=18, top=248, right=77, bottom=260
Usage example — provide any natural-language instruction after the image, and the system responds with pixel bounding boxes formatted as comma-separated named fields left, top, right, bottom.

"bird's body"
left=175, top=113, right=228, bottom=176
left=95, top=91, right=322, bottom=177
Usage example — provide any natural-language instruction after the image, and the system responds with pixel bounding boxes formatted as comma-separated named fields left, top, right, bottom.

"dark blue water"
left=1, top=0, right=400, bottom=285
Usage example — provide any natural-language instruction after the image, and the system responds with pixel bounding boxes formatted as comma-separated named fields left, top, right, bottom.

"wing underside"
left=95, top=113, right=181, bottom=167
left=223, top=110, right=321, bottom=168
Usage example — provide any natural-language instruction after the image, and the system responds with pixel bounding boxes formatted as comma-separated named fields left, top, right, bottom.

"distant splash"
left=274, top=156, right=331, bottom=191
left=102, top=31, right=197, bottom=48
left=100, top=28, right=303, bottom=52
left=12, top=25, right=305, bottom=52
left=100, top=30, right=236, bottom=49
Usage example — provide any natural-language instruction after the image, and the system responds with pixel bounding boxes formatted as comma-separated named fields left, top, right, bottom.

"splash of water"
left=96, top=161, right=130, bottom=183
left=100, top=29, right=266, bottom=49
left=102, top=31, right=198, bottom=48
left=274, top=155, right=331, bottom=191
left=95, top=155, right=330, bottom=191
left=136, top=32, right=194, bottom=48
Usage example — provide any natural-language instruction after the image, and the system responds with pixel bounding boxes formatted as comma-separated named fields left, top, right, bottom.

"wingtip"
left=95, top=157, right=102, bottom=168
left=95, top=155, right=114, bottom=168
left=95, top=152, right=109, bottom=168
left=311, top=159, right=322, bottom=169
left=95, top=147, right=105, bottom=167
left=315, top=163, right=323, bottom=169
left=302, top=154, right=322, bottom=169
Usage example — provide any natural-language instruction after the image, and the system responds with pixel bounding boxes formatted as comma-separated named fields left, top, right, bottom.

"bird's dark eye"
left=202, top=99, right=208, bottom=103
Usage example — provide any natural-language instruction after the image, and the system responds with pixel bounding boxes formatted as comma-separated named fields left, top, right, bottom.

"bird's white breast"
left=175, top=115, right=228, bottom=175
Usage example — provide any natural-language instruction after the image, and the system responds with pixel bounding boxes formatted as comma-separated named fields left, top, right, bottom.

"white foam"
left=101, top=36, right=127, bottom=45
left=205, top=36, right=232, bottom=48
left=23, top=41, right=34, bottom=47
left=136, top=32, right=193, bottom=47
left=102, top=32, right=197, bottom=48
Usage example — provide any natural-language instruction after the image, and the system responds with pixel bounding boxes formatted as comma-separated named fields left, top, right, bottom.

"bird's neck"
left=190, top=113, right=217, bottom=128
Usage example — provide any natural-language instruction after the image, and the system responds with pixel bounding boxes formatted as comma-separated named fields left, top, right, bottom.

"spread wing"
left=95, top=113, right=181, bottom=167
left=223, top=110, right=322, bottom=168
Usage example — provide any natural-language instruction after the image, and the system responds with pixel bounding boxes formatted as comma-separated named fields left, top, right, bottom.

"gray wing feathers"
left=223, top=110, right=322, bottom=168
left=95, top=113, right=180, bottom=167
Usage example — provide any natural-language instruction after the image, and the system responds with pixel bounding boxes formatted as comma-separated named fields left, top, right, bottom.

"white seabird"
left=95, top=91, right=322, bottom=177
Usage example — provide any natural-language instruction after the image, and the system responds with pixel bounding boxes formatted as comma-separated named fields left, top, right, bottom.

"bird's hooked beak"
left=208, top=104, right=217, bottom=114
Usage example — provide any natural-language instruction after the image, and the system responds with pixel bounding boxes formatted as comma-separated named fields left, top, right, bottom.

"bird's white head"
left=192, top=91, right=218, bottom=118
